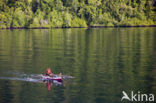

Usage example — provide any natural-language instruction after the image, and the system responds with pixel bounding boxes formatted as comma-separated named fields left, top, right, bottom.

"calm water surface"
left=0, top=28, right=156, bottom=103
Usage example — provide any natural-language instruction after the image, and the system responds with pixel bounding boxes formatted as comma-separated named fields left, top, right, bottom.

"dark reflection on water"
left=0, top=28, right=156, bottom=103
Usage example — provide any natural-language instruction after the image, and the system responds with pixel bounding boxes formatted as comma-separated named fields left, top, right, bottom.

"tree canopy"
left=0, top=0, right=156, bottom=28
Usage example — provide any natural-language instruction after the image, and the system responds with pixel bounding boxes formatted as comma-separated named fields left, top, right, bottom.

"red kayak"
left=42, top=75, right=63, bottom=82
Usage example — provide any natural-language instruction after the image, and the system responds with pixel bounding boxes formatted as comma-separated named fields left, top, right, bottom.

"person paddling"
left=46, top=67, right=63, bottom=79
left=46, top=68, right=53, bottom=77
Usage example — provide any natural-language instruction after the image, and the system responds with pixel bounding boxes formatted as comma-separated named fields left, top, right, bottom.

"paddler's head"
left=46, top=68, right=52, bottom=74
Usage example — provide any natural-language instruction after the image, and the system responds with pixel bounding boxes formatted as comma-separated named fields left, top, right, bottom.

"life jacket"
left=46, top=68, right=52, bottom=75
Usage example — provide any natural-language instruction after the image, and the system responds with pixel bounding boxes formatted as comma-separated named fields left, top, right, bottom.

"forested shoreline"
left=0, top=0, right=156, bottom=29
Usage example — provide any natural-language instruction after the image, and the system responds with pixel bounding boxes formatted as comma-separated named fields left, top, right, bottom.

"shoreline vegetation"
left=0, top=0, right=156, bottom=29
left=1, top=25, right=156, bottom=30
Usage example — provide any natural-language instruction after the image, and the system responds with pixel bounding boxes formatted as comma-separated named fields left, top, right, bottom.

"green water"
left=0, top=28, right=156, bottom=103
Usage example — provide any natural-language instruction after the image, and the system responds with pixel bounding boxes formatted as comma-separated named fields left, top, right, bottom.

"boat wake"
left=0, top=73, right=43, bottom=83
left=0, top=72, right=74, bottom=83
left=0, top=77, right=41, bottom=83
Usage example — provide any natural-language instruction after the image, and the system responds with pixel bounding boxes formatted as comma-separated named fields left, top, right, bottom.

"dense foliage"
left=0, top=0, right=156, bottom=28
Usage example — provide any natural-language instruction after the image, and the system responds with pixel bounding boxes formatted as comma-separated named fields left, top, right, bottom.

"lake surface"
left=0, top=28, right=156, bottom=103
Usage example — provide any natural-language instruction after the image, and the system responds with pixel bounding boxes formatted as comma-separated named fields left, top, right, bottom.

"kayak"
left=41, top=75, right=63, bottom=82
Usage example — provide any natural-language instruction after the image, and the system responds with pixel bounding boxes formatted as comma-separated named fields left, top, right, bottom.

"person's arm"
left=49, top=73, right=54, bottom=77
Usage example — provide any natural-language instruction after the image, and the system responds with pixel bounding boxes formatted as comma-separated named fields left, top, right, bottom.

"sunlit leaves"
left=0, top=0, right=156, bottom=28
